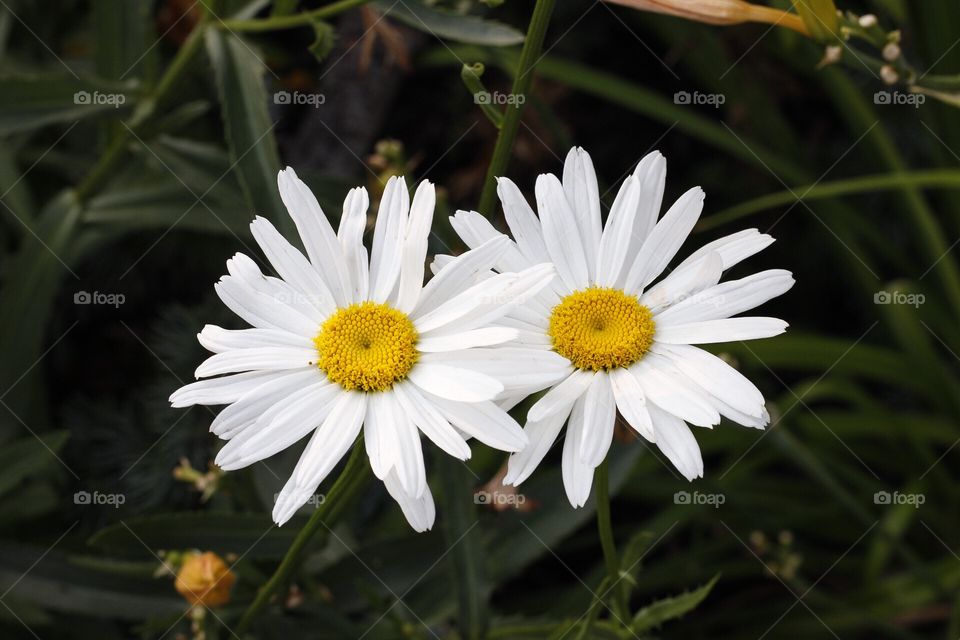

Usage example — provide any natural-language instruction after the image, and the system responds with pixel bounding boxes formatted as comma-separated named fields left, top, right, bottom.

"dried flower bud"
left=175, top=551, right=236, bottom=608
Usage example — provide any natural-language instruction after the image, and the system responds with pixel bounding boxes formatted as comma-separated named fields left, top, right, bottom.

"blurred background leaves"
left=1, top=0, right=959, bottom=638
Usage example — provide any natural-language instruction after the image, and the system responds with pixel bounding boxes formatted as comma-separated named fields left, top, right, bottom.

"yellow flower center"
left=314, top=301, right=419, bottom=392
left=548, top=287, right=655, bottom=371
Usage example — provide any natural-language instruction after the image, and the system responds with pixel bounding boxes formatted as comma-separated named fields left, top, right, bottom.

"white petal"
left=561, top=147, right=602, bottom=281
left=277, top=168, right=351, bottom=306
left=503, top=408, right=569, bottom=486
left=449, top=210, right=531, bottom=273
left=497, top=177, right=549, bottom=263
left=215, top=277, right=317, bottom=336
left=395, top=181, right=436, bottom=312
left=562, top=395, right=595, bottom=508
left=622, top=186, right=704, bottom=294
left=170, top=370, right=283, bottom=407
left=413, top=236, right=510, bottom=318
left=579, top=372, right=616, bottom=467
left=209, top=369, right=319, bottom=438
left=250, top=217, right=336, bottom=316
left=535, top=173, right=589, bottom=291
left=631, top=357, right=720, bottom=427
left=383, top=468, right=436, bottom=532
left=216, top=381, right=339, bottom=470
left=393, top=381, right=471, bottom=460
left=415, top=264, right=555, bottom=335
left=197, top=325, right=309, bottom=353
left=225, top=253, right=325, bottom=323
left=273, top=391, right=366, bottom=525
left=608, top=367, right=655, bottom=442
left=407, top=363, right=503, bottom=402
left=417, top=327, right=519, bottom=352
left=631, top=151, right=667, bottom=251
left=420, top=347, right=571, bottom=394
left=389, top=392, right=428, bottom=498
left=369, top=176, right=409, bottom=303
left=674, top=228, right=774, bottom=274
left=640, top=251, right=723, bottom=314
left=654, top=317, right=789, bottom=344
left=426, top=393, right=528, bottom=452
left=651, top=343, right=765, bottom=418
left=654, top=269, right=795, bottom=325
left=527, top=369, right=594, bottom=422
left=364, top=392, right=399, bottom=480
left=595, top=175, right=641, bottom=287
left=195, top=346, right=317, bottom=378
left=647, top=403, right=703, bottom=481
left=337, top=186, right=370, bottom=303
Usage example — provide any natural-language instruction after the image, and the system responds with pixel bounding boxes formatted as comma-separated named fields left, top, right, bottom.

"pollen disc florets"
left=548, top=287, right=655, bottom=371
left=314, top=301, right=419, bottom=391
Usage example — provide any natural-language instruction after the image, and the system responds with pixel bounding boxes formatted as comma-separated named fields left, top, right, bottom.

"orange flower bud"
left=175, top=551, right=236, bottom=608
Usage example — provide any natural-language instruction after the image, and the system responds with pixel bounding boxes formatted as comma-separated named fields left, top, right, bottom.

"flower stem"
left=236, top=439, right=370, bottom=634
left=477, top=0, right=556, bottom=217
left=594, top=459, right=627, bottom=619
left=219, top=0, right=372, bottom=32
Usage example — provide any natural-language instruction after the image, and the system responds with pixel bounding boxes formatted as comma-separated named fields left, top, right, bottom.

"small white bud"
left=880, top=65, right=899, bottom=85
left=882, top=42, right=901, bottom=62
left=858, top=14, right=878, bottom=28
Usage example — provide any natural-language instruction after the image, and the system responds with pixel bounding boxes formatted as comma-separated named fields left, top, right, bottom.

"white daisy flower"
left=441, top=147, right=794, bottom=507
left=170, top=168, right=557, bottom=531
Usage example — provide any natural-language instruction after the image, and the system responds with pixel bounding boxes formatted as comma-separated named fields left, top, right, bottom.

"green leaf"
left=0, top=543, right=182, bottom=619
left=631, top=574, right=720, bottom=633
left=0, top=74, right=136, bottom=136
left=0, top=430, right=68, bottom=497
left=0, top=191, right=82, bottom=433
left=93, top=0, right=155, bottom=83
left=376, top=1, right=525, bottom=46
left=204, top=29, right=287, bottom=231
left=309, top=20, right=337, bottom=63
left=88, top=513, right=299, bottom=560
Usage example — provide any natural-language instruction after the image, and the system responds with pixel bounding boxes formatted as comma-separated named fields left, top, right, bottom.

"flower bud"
left=175, top=551, right=236, bottom=608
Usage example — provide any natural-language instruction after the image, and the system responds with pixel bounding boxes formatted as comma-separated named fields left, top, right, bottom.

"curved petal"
left=497, top=177, right=549, bottom=263
left=535, top=173, right=589, bottom=291
left=561, top=147, right=602, bottom=281
left=578, top=372, right=616, bottom=467
left=562, top=394, right=594, bottom=508
left=647, top=402, right=703, bottom=481
left=395, top=180, right=436, bottom=312
left=337, top=186, right=370, bottom=303
left=384, top=468, right=436, bottom=532
left=369, top=176, right=409, bottom=303
left=654, top=317, right=788, bottom=344
left=503, top=408, right=570, bottom=486
left=277, top=167, right=351, bottom=306
left=407, top=363, right=503, bottom=403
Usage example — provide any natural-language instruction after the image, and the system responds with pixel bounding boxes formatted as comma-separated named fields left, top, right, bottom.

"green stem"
left=76, top=19, right=208, bottom=201
left=477, top=0, right=556, bottom=217
left=701, top=169, right=960, bottom=230
left=219, top=0, right=372, bottom=32
left=235, top=439, right=370, bottom=634
left=594, top=460, right=626, bottom=621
